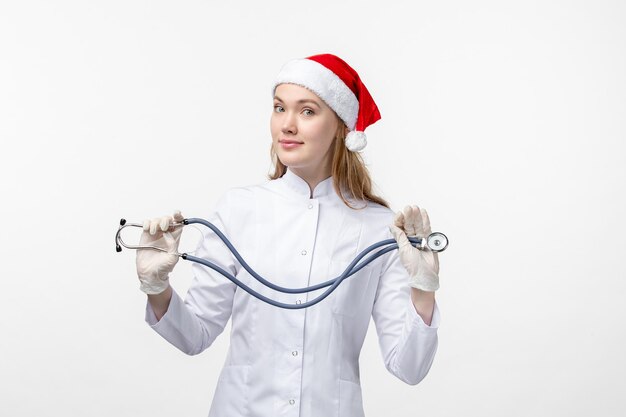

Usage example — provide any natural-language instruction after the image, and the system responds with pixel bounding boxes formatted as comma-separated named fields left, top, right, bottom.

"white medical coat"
left=145, top=167, right=440, bottom=417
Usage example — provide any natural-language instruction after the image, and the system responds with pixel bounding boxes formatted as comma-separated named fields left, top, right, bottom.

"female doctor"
left=135, top=53, right=441, bottom=417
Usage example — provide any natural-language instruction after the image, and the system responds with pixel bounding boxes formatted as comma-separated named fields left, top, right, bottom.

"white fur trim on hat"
left=345, top=130, right=367, bottom=152
left=272, top=58, right=359, bottom=130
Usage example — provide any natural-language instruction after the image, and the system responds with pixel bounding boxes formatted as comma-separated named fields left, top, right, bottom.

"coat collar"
left=282, top=167, right=335, bottom=199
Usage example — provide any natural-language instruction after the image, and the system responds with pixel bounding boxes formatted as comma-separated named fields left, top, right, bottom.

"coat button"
left=301, top=250, right=307, bottom=255
left=295, top=299, right=302, bottom=305
left=308, top=203, right=313, bottom=209
left=289, top=399, right=296, bottom=405
left=292, top=350, right=298, bottom=356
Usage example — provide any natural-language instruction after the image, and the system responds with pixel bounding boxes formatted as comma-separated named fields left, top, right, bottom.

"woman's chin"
left=278, top=153, right=306, bottom=166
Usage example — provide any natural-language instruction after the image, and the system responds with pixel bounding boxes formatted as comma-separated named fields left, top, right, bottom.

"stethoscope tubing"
left=116, top=217, right=448, bottom=309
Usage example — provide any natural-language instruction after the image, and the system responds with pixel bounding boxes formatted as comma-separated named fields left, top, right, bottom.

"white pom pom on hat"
left=271, top=53, right=381, bottom=152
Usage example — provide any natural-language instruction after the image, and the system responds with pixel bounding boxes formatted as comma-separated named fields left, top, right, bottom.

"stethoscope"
left=115, top=217, right=448, bottom=310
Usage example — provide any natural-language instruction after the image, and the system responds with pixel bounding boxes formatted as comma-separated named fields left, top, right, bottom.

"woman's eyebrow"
left=273, top=95, right=320, bottom=108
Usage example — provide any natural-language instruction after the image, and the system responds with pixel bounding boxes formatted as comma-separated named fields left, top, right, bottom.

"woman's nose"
left=281, top=112, right=297, bottom=134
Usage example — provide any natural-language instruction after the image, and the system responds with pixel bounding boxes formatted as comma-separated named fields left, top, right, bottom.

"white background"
left=1, top=1, right=625, bottom=416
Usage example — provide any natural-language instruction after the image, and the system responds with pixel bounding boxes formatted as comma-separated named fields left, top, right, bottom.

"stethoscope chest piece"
left=427, top=232, right=448, bottom=252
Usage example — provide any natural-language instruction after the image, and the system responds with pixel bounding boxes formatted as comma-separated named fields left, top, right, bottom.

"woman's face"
left=271, top=83, right=344, bottom=176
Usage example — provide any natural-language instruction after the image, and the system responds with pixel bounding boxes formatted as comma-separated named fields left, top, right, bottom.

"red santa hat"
left=271, top=53, right=381, bottom=152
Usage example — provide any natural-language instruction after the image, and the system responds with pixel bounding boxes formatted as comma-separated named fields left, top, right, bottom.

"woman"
left=136, top=53, right=441, bottom=417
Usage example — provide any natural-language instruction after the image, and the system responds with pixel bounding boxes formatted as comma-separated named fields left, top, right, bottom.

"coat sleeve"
left=144, top=189, right=241, bottom=355
left=371, top=233, right=441, bottom=385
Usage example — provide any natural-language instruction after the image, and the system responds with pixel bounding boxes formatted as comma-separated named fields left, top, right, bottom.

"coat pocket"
left=329, top=259, right=374, bottom=318
left=208, top=365, right=250, bottom=417
left=338, top=379, right=365, bottom=417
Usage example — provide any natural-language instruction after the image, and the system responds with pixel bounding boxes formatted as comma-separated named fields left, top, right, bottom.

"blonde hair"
left=268, top=115, right=390, bottom=210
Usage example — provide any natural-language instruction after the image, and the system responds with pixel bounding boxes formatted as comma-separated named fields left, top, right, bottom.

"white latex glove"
left=388, top=205, right=440, bottom=292
left=136, top=210, right=184, bottom=295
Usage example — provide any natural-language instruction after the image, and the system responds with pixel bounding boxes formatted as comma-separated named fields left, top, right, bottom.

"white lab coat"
left=145, top=167, right=440, bottom=417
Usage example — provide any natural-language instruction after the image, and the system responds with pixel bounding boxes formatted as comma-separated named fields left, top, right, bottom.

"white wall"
left=1, top=1, right=624, bottom=415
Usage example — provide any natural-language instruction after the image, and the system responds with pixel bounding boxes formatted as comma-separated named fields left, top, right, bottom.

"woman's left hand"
left=388, top=205, right=440, bottom=292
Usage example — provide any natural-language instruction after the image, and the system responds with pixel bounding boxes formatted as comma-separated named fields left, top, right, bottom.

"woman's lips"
left=280, top=140, right=303, bottom=149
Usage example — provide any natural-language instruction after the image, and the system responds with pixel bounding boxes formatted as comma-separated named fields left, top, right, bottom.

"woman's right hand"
left=136, top=210, right=185, bottom=294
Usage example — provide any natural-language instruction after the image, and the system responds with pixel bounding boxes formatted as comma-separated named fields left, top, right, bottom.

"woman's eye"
left=303, top=109, right=314, bottom=116
left=274, top=105, right=283, bottom=112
